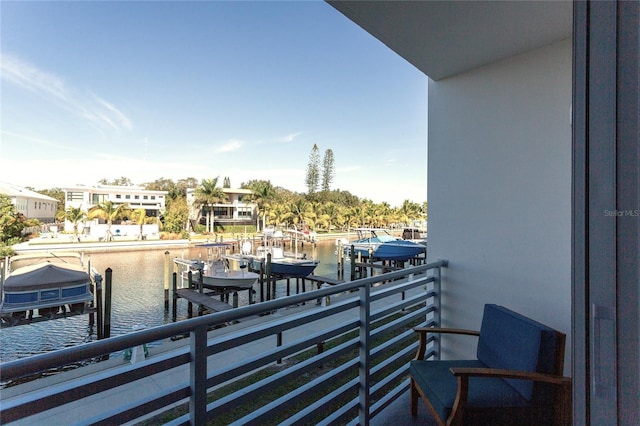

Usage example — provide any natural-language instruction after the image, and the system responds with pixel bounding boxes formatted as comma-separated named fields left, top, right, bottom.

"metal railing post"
left=190, top=324, right=207, bottom=425
left=433, top=260, right=446, bottom=360
left=358, top=282, right=371, bottom=425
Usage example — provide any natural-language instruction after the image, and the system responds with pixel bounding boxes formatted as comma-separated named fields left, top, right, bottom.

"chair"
left=409, top=304, right=572, bottom=425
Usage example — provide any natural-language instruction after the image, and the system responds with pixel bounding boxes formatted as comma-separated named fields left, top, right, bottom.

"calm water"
left=0, top=241, right=341, bottom=363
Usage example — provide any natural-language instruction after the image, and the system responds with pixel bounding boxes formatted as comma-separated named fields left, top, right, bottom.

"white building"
left=64, top=185, right=167, bottom=216
left=0, top=181, right=58, bottom=223
left=330, top=1, right=638, bottom=423
left=63, top=185, right=168, bottom=239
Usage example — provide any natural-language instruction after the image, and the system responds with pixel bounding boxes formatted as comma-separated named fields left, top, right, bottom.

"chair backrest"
left=476, top=304, right=562, bottom=401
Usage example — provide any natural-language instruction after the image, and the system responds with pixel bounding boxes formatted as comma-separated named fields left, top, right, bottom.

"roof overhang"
left=328, top=1, right=572, bottom=80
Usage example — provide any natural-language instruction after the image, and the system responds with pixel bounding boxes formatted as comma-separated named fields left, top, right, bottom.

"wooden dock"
left=176, top=288, right=233, bottom=312
left=302, top=274, right=345, bottom=286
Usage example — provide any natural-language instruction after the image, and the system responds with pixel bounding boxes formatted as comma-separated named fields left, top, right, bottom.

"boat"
left=344, top=228, right=426, bottom=261
left=0, top=252, right=95, bottom=326
left=202, top=263, right=259, bottom=289
left=225, top=227, right=319, bottom=279
left=195, top=242, right=259, bottom=290
left=227, top=244, right=319, bottom=279
left=228, top=246, right=318, bottom=279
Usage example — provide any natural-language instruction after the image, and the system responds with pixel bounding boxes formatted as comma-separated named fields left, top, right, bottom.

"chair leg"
left=410, top=378, right=418, bottom=416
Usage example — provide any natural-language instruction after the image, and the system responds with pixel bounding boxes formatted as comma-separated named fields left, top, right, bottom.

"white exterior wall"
left=427, top=39, right=572, bottom=369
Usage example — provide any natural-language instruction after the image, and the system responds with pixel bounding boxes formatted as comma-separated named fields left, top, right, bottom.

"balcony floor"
left=371, top=388, right=438, bottom=425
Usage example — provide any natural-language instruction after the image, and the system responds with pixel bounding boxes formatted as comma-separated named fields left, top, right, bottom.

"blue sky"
left=0, top=1, right=427, bottom=207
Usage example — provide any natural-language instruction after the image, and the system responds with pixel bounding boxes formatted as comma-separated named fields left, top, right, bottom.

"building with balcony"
left=186, top=187, right=256, bottom=230
left=0, top=181, right=58, bottom=223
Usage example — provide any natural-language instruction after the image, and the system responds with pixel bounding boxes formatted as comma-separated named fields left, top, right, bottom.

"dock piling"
left=164, top=251, right=170, bottom=312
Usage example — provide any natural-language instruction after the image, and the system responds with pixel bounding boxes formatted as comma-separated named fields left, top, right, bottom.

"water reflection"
left=0, top=241, right=339, bottom=362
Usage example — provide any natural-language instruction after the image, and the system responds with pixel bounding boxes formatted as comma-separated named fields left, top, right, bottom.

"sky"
left=0, top=1, right=428, bottom=207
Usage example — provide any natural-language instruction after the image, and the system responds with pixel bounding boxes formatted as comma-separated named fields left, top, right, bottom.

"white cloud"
left=217, top=139, right=244, bottom=153
left=278, top=132, right=302, bottom=143
left=1, top=53, right=133, bottom=131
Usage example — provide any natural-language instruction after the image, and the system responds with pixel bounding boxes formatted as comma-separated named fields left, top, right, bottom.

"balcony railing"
left=0, top=259, right=447, bottom=425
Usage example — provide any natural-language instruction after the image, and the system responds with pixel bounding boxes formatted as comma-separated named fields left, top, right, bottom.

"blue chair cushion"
left=476, top=304, right=557, bottom=401
left=410, top=359, right=530, bottom=422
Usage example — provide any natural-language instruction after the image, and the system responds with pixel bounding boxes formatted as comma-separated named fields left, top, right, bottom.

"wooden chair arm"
left=449, top=367, right=571, bottom=385
left=448, top=367, right=572, bottom=426
left=412, top=328, right=480, bottom=360
left=413, top=327, right=480, bottom=336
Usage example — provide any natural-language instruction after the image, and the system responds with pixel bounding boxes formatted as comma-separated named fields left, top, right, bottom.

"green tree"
left=58, top=206, right=87, bottom=242
left=131, top=208, right=148, bottom=240
left=162, top=197, right=188, bottom=233
left=0, top=194, right=25, bottom=244
left=88, top=201, right=130, bottom=241
left=242, top=180, right=277, bottom=231
left=284, top=197, right=316, bottom=229
left=305, top=144, right=320, bottom=194
left=194, top=177, right=226, bottom=234
left=321, top=149, right=335, bottom=192
left=223, top=177, right=231, bottom=188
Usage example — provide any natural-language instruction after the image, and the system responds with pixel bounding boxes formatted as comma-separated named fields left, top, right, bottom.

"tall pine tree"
left=321, top=149, right=335, bottom=192
left=305, top=144, right=320, bottom=194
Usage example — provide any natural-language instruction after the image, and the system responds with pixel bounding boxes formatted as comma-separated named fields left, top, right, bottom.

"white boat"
left=0, top=252, right=95, bottom=325
left=197, top=243, right=258, bottom=289
left=201, top=259, right=258, bottom=290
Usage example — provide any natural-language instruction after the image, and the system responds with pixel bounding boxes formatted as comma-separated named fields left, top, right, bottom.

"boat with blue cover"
left=0, top=252, right=94, bottom=325
left=344, top=228, right=426, bottom=261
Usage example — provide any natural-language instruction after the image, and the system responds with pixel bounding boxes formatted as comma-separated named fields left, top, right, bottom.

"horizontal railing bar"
left=371, top=304, right=431, bottom=341
left=83, top=385, right=191, bottom=426
left=371, top=345, right=415, bottom=382
left=0, top=348, right=192, bottom=422
left=205, top=320, right=358, bottom=389
left=288, top=375, right=360, bottom=426
left=371, top=329, right=418, bottom=363
left=230, top=356, right=359, bottom=425
left=206, top=339, right=359, bottom=418
left=369, top=275, right=434, bottom=303
left=370, top=293, right=431, bottom=323
left=205, top=298, right=360, bottom=356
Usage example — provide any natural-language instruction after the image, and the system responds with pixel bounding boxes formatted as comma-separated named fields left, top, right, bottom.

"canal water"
left=0, top=241, right=342, bottom=363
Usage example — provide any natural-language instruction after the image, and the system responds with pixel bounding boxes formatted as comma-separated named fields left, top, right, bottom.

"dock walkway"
left=175, top=288, right=234, bottom=312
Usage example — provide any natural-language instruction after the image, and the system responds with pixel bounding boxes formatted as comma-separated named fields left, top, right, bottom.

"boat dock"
left=175, top=289, right=234, bottom=312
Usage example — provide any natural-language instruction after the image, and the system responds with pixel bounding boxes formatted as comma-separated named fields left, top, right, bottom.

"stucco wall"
left=427, top=39, right=572, bottom=370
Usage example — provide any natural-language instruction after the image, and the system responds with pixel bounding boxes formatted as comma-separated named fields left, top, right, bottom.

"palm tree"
left=285, top=198, right=316, bottom=229
left=131, top=208, right=147, bottom=240
left=243, top=180, right=276, bottom=231
left=194, top=178, right=226, bottom=234
left=88, top=201, right=130, bottom=242
left=58, top=206, right=87, bottom=242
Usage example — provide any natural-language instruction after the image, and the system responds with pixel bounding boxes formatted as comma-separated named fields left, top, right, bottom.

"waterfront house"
left=186, top=187, right=256, bottom=231
left=0, top=181, right=58, bottom=223
left=63, top=185, right=168, bottom=239
left=329, top=0, right=638, bottom=423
